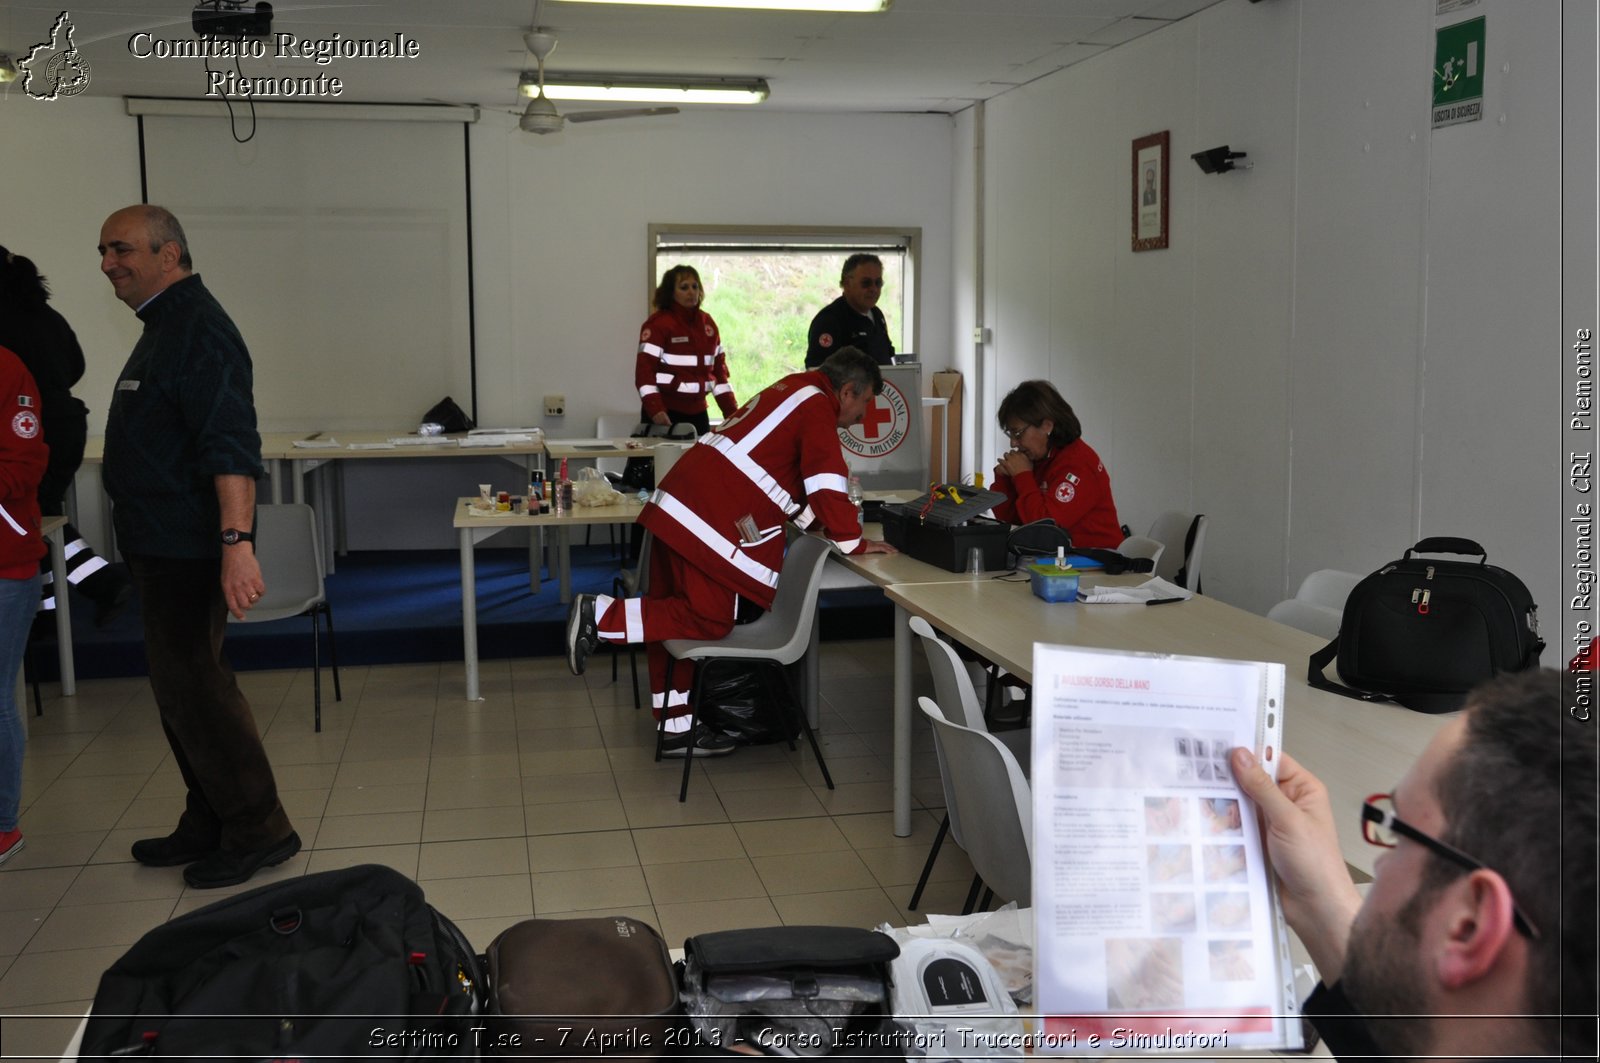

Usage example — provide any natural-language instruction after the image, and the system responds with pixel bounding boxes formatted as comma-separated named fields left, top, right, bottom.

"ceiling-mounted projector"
left=192, top=1, right=273, bottom=40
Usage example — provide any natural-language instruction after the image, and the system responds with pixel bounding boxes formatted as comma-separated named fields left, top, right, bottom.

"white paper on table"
left=1029, top=645, right=1299, bottom=1055
left=291, top=439, right=340, bottom=449
left=1079, top=576, right=1192, bottom=604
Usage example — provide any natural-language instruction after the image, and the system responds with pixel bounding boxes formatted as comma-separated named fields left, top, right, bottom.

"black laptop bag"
left=80, top=864, right=482, bottom=1059
left=1308, top=536, right=1545, bottom=713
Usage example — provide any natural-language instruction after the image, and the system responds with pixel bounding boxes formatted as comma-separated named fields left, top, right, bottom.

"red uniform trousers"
left=593, top=538, right=739, bottom=719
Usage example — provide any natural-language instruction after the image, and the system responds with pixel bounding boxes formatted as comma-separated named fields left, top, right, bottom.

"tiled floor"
left=0, top=639, right=974, bottom=1058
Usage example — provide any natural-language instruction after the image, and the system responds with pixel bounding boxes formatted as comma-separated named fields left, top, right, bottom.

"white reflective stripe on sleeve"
left=640, top=342, right=665, bottom=358
left=700, top=432, right=797, bottom=515
left=830, top=535, right=861, bottom=554
left=639, top=385, right=660, bottom=397
left=66, top=555, right=108, bottom=583
left=713, top=383, right=733, bottom=396
left=714, top=344, right=725, bottom=357
left=624, top=598, right=644, bottom=642
left=0, top=504, right=25, bottom=536
left=652, top=490, right=780, bottom=590
left=63, top=538, right=90, bottom=559
left=660, top=352, right=700, bottom=367
left=804, top=472, right=849, bottom=496
left=793, top=504, right=816, bottom=529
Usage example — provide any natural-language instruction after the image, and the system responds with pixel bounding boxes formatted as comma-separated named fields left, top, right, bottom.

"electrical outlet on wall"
left=544, top=394, right=565, bottom=417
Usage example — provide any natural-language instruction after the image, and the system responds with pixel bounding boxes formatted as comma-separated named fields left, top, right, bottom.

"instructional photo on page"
left=1029, top=645, right=1298, bottom=1054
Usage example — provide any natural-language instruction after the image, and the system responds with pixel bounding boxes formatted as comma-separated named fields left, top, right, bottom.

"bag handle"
left=1405, top=536, right=1487, bottom=563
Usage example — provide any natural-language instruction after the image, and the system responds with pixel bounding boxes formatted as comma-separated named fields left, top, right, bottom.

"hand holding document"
left=1029, top=645, right=1301, bottom=1055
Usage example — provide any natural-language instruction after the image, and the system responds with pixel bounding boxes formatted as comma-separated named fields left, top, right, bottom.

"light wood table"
left=454, top=496, right=646, bottom=700
left=884, top=577, right=1449, bottom=874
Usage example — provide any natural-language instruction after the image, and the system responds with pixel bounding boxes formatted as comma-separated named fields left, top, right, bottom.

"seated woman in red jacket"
left=991, top=380, right=1124, bottom=549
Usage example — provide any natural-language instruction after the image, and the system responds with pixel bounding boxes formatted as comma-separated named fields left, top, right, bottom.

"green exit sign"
left=1433, top=16, right=1486, bottom=128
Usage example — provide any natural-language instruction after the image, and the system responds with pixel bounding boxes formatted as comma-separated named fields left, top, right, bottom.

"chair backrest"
left=232, top=504, right=325, bottom=623
left=744, top=534, right=838, bottom=666
left=918, top=696, right=1033, bottom=906
left=595, top=413, right=639, bottom=477
left=1147, top=510, right=1207, bottom=589
left=1295, top=568, right=1363, bottom=611
left=634, top=529, right=654, bottom=596
left=1116, top=534, right=1165, bottom=571
left=1265, top=569, right=1363, bottom=639
left=1266, top=598, right=1344, bottom=640
left=908, top=615, right=986, bottom=731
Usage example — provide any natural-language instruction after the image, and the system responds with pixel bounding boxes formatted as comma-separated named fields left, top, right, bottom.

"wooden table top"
left=452, top=496, right=645, bottom=529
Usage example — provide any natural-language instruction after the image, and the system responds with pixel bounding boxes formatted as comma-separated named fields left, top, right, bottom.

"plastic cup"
left=967, top=546, right=984, bottom=574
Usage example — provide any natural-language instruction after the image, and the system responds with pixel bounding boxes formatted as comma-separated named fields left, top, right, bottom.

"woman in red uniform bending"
left=634, top=265, right=738, bottom=436
left=991, top=380, right=1123, bottom=549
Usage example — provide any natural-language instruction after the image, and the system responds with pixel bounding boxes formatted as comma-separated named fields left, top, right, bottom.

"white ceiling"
left=2, top=0, right=1226, bottom=115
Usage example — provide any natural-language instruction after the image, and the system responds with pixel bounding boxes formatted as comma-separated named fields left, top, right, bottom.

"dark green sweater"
left=103, top=274, right=262, bottom=559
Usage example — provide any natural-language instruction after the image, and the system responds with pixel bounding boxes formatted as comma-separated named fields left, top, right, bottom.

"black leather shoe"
left=131, top=830, right=220, bottom=867
left=182, top=831, right=301, bottom=889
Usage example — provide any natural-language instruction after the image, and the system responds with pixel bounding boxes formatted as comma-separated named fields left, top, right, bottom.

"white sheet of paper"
left=1029, top=645, right=1299, bottom=1055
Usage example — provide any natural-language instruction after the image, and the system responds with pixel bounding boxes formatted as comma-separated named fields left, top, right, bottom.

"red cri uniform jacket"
left=639, top=370, right=865, bottom=609
left=992, top=437, right=1123, bottom=549
left=0, top=345, right=48, bottom=580
left=635, top=304, right=738, bottom=422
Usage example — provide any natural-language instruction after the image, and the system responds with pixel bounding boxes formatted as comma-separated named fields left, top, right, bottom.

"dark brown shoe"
left=131, top=830, right=220, bottom=867
left=182, top=832, right=301, bottom=889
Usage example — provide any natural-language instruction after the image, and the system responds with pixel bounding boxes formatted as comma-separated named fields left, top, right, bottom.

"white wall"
left=963, top=0, right=1566, bottom=640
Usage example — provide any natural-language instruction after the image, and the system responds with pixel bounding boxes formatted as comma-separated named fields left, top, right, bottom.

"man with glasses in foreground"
left=1230, top=670, right=1595, bottom=1060
left=805, top=253, right=896, bottom=367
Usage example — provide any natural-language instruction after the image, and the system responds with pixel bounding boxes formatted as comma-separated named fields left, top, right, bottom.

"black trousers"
left=129, top=554, right=292, bottom=852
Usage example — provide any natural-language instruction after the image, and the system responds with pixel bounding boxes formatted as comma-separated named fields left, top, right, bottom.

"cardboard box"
left=928, top=370, right=963, bottom=484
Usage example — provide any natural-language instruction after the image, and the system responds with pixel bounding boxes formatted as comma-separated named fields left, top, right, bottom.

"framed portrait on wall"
left=1132, top=130, right=1170, bottom=252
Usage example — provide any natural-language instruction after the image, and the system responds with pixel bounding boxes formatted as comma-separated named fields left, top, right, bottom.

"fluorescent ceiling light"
left=553, top=1, right=890, bottom=11
left=521, top=73, right=769, bottom=105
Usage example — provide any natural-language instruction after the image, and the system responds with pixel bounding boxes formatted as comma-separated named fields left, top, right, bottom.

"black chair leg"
left=907, top=813, right=950, bottom=910
left=310, top=612, right=322, bottom=733
left=678, top=658, right=708, bottom=803
left=322, top=602, right=341, bottom=703
left=978, top=887, right=995, bottom=912
left=775, top=663, right=832, bottom=790
left=629, top=646, right=640, bottom=710
left=960, top=874, right=984, bottom=915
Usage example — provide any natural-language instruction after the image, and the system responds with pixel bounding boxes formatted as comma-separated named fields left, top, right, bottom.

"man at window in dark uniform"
left=804, top=253, right=896, bottom=367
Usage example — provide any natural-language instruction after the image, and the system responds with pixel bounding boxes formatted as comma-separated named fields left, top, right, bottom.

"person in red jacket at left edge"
left=635, top=264, right=738, bottom=436
left=567, top=347, right=897, bottom=758
left=0, top=343, right=49, bottom=866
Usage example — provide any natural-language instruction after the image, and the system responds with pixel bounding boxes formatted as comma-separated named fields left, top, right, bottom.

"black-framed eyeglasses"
left=1361, top=794, right=1540, bottom=939
left=1003, top=423, right=1033, bottom=440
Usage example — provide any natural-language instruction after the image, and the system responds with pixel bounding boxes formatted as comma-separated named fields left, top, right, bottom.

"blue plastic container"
left=1028, top=563, right=1080, bottom=603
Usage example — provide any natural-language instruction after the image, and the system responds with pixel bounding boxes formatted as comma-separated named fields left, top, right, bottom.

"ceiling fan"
left=516, top=28, right=678, bottom=135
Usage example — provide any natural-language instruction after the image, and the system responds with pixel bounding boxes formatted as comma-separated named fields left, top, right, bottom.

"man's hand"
left=651, top=411, right=671, bottom=427
left=222, top=545, right=266, bottom=620
left=996, top=450, right=1032, bottom=479
left=860, top=538, right=899, bottom=555
left=1230, top=747, right=1363, bottom=981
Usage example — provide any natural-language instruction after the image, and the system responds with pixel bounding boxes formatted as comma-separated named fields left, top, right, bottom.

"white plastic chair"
left=917, top=696, right=1033, bottom=910
left=1267, top=569, right=1363, bottom=639
left=660, top=534, right=837, bottom=802
left=908, top=616, right=1030, bottom=911
left=228, top=504, right=340, bottom=731
left=1116, top=534, right=1166, bottom=572
left=1147, top=511, right=1207, bottom=591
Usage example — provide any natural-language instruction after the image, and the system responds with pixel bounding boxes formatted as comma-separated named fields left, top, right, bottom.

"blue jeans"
left=0, top=573, right=41, bottom=832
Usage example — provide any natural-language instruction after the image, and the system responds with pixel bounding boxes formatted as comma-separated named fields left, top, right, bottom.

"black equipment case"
left=1308, top=536, right=1544, bottom=713
left=880, top=506, right=1009, bottom=572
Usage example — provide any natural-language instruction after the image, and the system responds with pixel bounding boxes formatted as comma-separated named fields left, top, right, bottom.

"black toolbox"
left=879, top=505, right=1010, bottom=572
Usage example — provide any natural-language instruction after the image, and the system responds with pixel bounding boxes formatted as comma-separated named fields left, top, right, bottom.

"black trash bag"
left=697, top=664, right=801, bottom=747
left=421, top=395, right=474, bottom=434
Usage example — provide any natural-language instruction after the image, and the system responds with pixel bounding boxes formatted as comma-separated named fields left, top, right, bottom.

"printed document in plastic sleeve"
left=1029, top=645, right=1301, bottom=1054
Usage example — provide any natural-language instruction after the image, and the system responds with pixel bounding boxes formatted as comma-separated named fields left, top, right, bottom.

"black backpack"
left=1308, top=537, right=1545, bottom=713
left=80, top=864, right=482, bottom=1059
